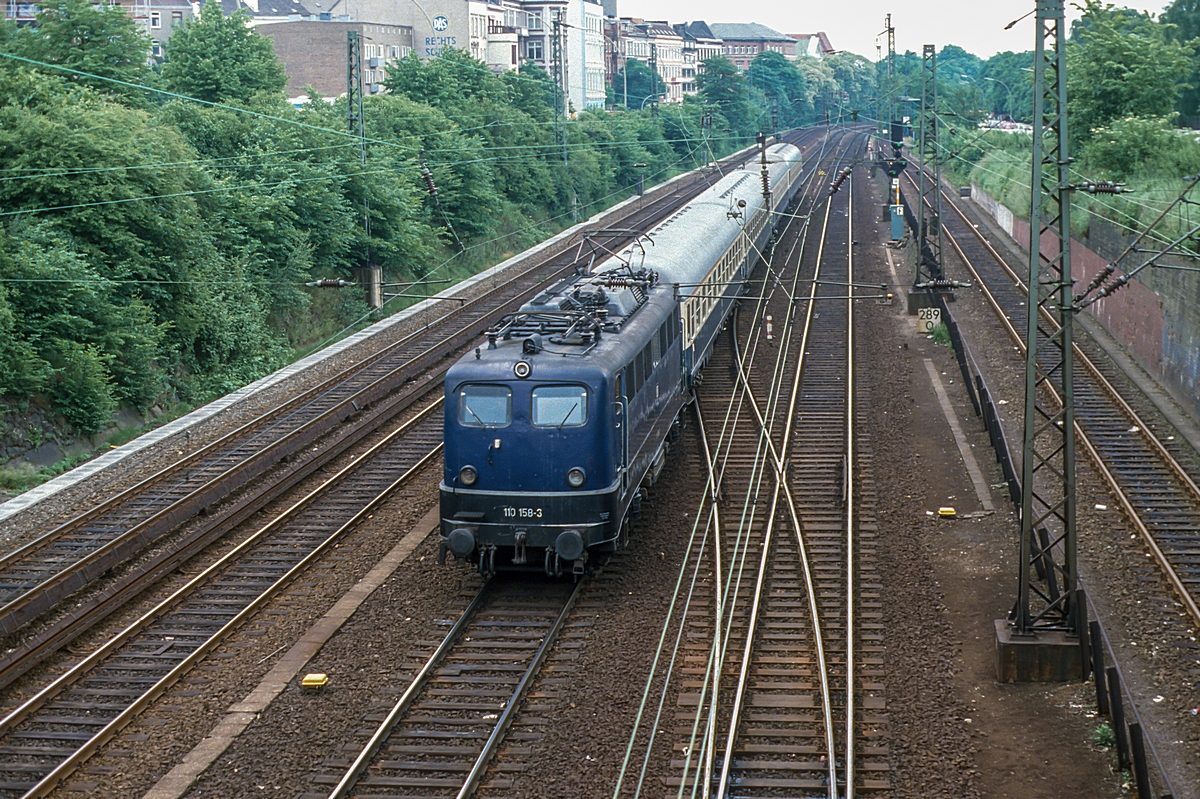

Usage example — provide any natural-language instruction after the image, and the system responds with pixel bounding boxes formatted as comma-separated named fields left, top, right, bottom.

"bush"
left=1080, top=116, right=1200, bottom=180
left=47, top=340, right=116, bottom=434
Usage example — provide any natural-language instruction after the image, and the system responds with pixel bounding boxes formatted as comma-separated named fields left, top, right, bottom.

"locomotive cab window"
left=532, top=385, right=588, bottom=427
left=458, top=384, right=512, bottom=427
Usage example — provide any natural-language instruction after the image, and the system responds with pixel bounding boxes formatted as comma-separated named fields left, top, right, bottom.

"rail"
left=899, top=167, right=1180, bottom=799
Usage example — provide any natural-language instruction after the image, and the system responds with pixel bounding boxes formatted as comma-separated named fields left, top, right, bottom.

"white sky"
left=624, top=0, right=1173, bottom=59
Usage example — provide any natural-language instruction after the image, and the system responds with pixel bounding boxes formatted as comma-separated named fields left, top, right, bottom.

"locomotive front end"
left=439, top=343, right=620, bottom=576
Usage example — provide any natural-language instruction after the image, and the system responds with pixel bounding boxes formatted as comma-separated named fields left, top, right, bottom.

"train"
left=439, top=142, right=806, bottom=575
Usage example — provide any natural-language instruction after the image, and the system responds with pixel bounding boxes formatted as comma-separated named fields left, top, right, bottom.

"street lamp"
left=959, top=74, right=984, bottom=120
left=984, top=76, right=1012, bottom=119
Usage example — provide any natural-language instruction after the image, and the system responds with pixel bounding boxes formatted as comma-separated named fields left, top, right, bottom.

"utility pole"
left=915, top=44, right=944, bottom=288
left=758, top=132, right=770, bottom=204
left=347, top=30, right=379, bottom=308
left=551, top=12, right=566, bottom=162
left=884, top=14, right=899, bottom=155
left=649, top=42, right=660, bottom=116
left=550, top=11, right=576, bottom=220
left=998, top=0, right=1082, bottom=682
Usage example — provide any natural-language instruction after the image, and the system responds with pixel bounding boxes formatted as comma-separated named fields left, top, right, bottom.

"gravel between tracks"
left=44, top=465, right=448, bottom=799
left=857, top=169, right=1131, bottom=798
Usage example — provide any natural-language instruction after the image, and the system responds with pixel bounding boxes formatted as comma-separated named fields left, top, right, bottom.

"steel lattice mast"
left=915, top=44, right=943, bottom=286
left=1014, top=0, right=1078, bottom=637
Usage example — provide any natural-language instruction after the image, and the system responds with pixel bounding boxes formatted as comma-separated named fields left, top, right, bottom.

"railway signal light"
left=884, top=159, right=907, bottom=178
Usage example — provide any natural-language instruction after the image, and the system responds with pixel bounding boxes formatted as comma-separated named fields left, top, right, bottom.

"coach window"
left=532, top=385, right=588, bottom=427
left=458, top=385, right=511, bottom=427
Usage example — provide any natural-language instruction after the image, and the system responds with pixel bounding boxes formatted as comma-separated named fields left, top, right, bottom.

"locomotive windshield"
left=531, top=385, right=588, bottom=427
left=458, top=385, right=511, bottom=427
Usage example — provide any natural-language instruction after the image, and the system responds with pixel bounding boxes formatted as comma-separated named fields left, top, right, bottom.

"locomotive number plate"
left=502, top=506, right=543, bottom=519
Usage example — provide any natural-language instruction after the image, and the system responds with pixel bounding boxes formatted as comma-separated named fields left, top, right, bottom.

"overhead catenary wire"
left=612, top=128, right=850, bottom=799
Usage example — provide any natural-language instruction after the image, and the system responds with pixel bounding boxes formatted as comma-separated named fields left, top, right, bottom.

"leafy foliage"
left=1080, top=115, right=1200, bottom=179
left=1164, top=0, right=1200, bottom=118
left=697, top=56, right=762, bottom=137
left=4, top=0, right=153, bottom=106
left=980, top=51, right=1035, bottom=122
left=46, top=341, right=116, bottom=434
left=161, top=1, right=288, bottom=103
left=614, top=59, right=660, bottom=109
left=746, top=52, right=812, bottom=127
left=1067, top=0, right=1195, bottom=146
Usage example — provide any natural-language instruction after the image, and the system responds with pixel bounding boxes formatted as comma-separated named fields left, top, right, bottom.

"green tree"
left=697, top=56, right=759, bottom=137
left=747, top=52, right=810, bottom=126
left=793, top=57, right=838, bottom=124
left=0, top=285, right=45, bottom=399
left=936, top=44, right=984, bottom=84
left=7, top=0, right=153, bottom=105
left=981, top=51, right=1034, bottom=122
left=614, top=59, right=660, bottom=109
left=824, top=52, right=877, bottom=119
left=161, top=1, right=287, bottom=103
left=1067, top=0, right=1195, bottom=146
left=47, top=341, right=116, bottom=434
left=503, top=61, right=555, bottom=120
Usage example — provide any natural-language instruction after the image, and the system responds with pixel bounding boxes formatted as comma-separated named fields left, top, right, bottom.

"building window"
left=526, top=39, right=543, bottom=60
left=527, top=10, right=543, bottom=30
left=151, top=39, right=162, bottom=57
left=171, top=10, right=182, bottom=21
left=150, top=11, right=160, bottom=28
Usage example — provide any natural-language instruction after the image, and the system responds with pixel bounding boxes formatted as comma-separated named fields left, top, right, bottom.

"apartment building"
left=672, top=20, right=721, bottom=96
left=708, top=22, right=795, bottom=71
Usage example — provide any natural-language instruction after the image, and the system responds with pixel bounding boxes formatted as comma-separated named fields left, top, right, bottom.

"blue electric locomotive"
left=440, top=143, right=805, bottom=575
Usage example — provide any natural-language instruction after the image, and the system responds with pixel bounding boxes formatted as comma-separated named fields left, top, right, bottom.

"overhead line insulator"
left=306, top=278, right=356, bottom=288
left=828, top=166, right=852, bottom=195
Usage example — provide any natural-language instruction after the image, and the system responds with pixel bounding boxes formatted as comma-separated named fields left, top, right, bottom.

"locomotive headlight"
left=567, top=467, right=586, bottom=488
left=459, top=465, right=478, bottom=486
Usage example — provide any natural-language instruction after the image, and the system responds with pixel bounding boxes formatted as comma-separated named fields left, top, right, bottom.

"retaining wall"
left=968, top=184, right=1197, bottom=419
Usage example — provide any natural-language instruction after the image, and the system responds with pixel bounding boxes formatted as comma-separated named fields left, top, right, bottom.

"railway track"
left=904, top=168, right=1200, bottom=627
left=0, top=399, right=443, bottom=798
left=306, top=577, right=582, bottom=799
left=297, top=129, right=863, bottom=799
left=0, top=135, right=818, bottom=652
left=0, top=135, right=833, bottom=799
left=0, top=134, right=832, bottom=698
left=610, top=128, right=887, bottom=799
